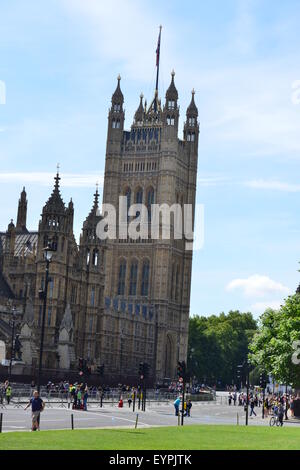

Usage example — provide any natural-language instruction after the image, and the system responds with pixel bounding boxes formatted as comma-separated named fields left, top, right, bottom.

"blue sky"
left=1, top=0, right=300, bottom=318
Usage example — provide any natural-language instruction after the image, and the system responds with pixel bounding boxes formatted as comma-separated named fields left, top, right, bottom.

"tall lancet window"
left=141, top=261, right=150, bottom=296
left=129, top=261, right=138, bottom=296
left=125, top=187, right=131, bottom=221
left=118, top=260, right=126, bottom=296
left=147, top=187, right=155, bottom=222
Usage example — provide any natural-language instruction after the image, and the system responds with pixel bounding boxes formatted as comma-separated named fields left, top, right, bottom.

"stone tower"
left=34, top=172, right=78, bottom=369
left=16, top=187, right=28, bottom=233
left=102, top=72, right=199, bottom=381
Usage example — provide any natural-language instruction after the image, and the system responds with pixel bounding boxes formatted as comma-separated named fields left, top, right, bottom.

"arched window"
left=43, top=235, right=48, bottom=248
left=168, top=100, right=175, bottom=110
left=113, top=103, right=121, bottom=112
left=188, top=117, right=196, bottom=127
left=135, top=187, right=143, bottom=204
left=135, top=187, right=143, bottom=218
left=167, top=116, right=175, bottom=126
left=90, top=287, right=96, bottom=307
left=92, top=249, right=99, bottom=266
left=129, top=261, right=138, bottom=296
left=147, top=187, right=155, bottom=222
left=125, top=187, right=131, bottom=221
left=118, top=260, right=126, bottom=296
left=187, top=132, right=195, bottom=142
left=86, top=249, right=90, bottom=266
left=52, top=234, right=58, bottom=251
left=47, top=306, right=52, bottom=327
left=141, top=261, right=150, bottom=296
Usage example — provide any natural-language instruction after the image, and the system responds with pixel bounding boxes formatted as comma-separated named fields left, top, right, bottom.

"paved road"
left=0, top=401, right=298, bottom=432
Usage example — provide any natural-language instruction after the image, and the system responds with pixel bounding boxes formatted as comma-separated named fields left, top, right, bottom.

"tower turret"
left=80, top=186, right=103, bottom=270
left=134, top=93, right=144, bottom=124
left=108, top=75, right=125, bottom=132
left=184, top=89, right=199, bottom=143
left=163, top=70, right=179, bottom=137
left=16, top=187, right=28, bottom=233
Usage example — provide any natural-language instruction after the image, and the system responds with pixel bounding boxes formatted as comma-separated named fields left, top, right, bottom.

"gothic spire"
left=187, top=88, right=198, bottom=117
left=43, top=169, right=65, bottom=213
left=134, top=93, right=144, bottom=122
left=165, top=70, right=178, bottom=101
left=112, top=74, right=124, bottom=104
left=16, top=186, right=28, bottom=232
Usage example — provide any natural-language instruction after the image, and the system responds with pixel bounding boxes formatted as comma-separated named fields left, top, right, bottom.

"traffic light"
left=97, top=364, right=105, bottom=376
left=78, top=357, right=83, bottom=371
left=177, top=361, right=187, bottom=381
left=143, top=362, right=150, bottom=379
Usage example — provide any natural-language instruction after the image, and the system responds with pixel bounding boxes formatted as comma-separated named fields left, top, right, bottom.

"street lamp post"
left=37, top=243, right=55, bottom=393
left=8, top=305, right=17, bottom=380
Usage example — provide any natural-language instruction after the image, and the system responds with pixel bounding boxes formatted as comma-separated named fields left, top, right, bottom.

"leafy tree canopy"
left=249, top=294, right=300, bottom=388
left=188, top=310, right=257, bottom=387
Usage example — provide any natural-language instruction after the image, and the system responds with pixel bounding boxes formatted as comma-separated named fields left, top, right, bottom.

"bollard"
left=100, top=394, right=103, bottom=408
left=133, top=393, right=136, bottom=413
left=135, top=413, right=139, bottom=429
left=0, top=413, right=2, bottom=433
left=71, top=414, right=74, bottom=430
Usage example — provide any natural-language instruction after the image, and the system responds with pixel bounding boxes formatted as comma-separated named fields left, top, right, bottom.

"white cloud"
left=244, top=179, right=300, bottom=192
left=197, top=174, right=230, bottom=186
left=0, top=172, right=104, bottom=188
left=251, top=300, right=283, bottom=315
left=226, top=274, right=291, bottom=298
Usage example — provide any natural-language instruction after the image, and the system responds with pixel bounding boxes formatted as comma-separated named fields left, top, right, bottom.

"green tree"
left=249, top=294, right=300, bottom=388
left=188, top=311, right=257, bottom=387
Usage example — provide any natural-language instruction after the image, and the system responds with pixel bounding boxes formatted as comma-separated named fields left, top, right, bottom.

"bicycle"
left=269, top=414, right=283, bottom=427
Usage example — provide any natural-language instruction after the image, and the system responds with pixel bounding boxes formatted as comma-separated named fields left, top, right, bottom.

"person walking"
left=250, top=398, right=257, bottom=417
left=174, top=397, right=180, bottom=416
left=186, top=399, right=192, bottom=417
left=25, top=390, right=45, bottom=431
left=83, top=388, right=89, bottom=411
left=5, top=383, right=12, bottom=405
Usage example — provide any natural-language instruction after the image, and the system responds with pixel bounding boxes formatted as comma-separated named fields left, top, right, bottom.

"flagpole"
left=155, top=25, right=162, bottom=94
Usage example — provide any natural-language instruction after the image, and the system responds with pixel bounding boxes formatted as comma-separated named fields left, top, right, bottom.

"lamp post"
left=8, top=305, right=17, bottom=380
left=37, top=243, right=55, bottom=393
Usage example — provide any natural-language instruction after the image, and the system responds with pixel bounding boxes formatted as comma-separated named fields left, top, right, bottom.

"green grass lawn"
left=1, top=425, right=300, bottom=450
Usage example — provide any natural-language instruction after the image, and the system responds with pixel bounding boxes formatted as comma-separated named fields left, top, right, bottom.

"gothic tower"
left=78, top=187, right=105, bottom=363
left=102, top=71, right=199, bottom=381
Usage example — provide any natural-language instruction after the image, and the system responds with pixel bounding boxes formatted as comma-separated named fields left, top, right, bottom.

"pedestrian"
left=83, top=388, right=89, bottom=411
left=186, top=399, right=192, bottom=417
left=25, top=390, right=45, bottom=431
left=174, top=397, right=180, bottom=416
left=77, top=387, right=82, bottom=409
left=250, top=398, right=257, bottom=417
left=5, top=383, right=12, bottom=405
left=128, top=397, right=132, bottom=408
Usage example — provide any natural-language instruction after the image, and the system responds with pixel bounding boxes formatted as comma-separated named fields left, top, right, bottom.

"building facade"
left=0, top=73, right=199, bottom=382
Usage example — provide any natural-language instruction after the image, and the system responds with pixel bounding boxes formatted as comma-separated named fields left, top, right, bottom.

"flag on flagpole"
left=156, top=26, right=162, bottom=67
